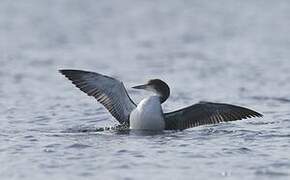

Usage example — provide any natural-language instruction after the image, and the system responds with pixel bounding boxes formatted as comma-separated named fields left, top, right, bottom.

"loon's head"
left=132, top=79, right=170, bottom=103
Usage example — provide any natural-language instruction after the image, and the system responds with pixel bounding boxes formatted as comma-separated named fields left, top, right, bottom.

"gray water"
left=1, top=0, right=290, bottom=179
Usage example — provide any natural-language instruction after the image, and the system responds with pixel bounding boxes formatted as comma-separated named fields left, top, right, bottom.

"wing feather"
left=59, top=69, right=136, bottom=124
left=164, top=101, right=263, bottom=130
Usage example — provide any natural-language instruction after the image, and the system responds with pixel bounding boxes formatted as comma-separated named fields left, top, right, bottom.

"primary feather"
left=59, top=69, right=136, bottom=124
left=164, top=101, right=263, bottom=130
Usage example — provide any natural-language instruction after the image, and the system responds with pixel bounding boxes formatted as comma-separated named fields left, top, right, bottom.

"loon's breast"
left=129, top=96, right=165, bottom=130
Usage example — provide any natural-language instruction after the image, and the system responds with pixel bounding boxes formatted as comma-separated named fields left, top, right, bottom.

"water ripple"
left=66, top=143, right=91, bottom=149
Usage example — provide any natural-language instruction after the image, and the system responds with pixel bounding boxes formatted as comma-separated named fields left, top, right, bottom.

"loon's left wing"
left=59, top=69, right=136, bottom=125
left=164, top=102, right=263, bottom=130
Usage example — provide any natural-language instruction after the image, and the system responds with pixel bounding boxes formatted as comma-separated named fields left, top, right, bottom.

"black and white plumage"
left=164, top=102, right=262, bottom=130
left=59, top=70, right=136, bottom=124
left=59, top=69, right=263, bottom=131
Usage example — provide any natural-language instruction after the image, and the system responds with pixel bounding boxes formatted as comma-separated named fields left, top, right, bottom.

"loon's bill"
left=59, top=69, right=263, bottom=130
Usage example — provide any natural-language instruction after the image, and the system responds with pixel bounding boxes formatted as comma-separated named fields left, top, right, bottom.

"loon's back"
left=129, top=96, right=165, bottom=130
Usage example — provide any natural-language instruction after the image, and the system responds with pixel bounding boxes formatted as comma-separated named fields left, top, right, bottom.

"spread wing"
left=164, top=102, right=263, bottom=130
left=59, top=69, right=136, bottom=124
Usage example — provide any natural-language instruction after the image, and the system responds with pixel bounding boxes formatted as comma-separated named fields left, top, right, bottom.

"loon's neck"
left=153, top=85, right=170, bottom=104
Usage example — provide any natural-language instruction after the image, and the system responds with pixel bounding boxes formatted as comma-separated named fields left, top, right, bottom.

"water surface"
left=1, top=0, right=290, bottom=180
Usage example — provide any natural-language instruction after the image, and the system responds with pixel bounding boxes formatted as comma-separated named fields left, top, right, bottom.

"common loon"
left=59, top=69, right=263, bottom=130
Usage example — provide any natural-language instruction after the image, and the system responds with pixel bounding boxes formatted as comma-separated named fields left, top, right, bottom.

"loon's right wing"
left=59, top=69, right=136, bottom=125
left=164, top=102, right=263, bottom=130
